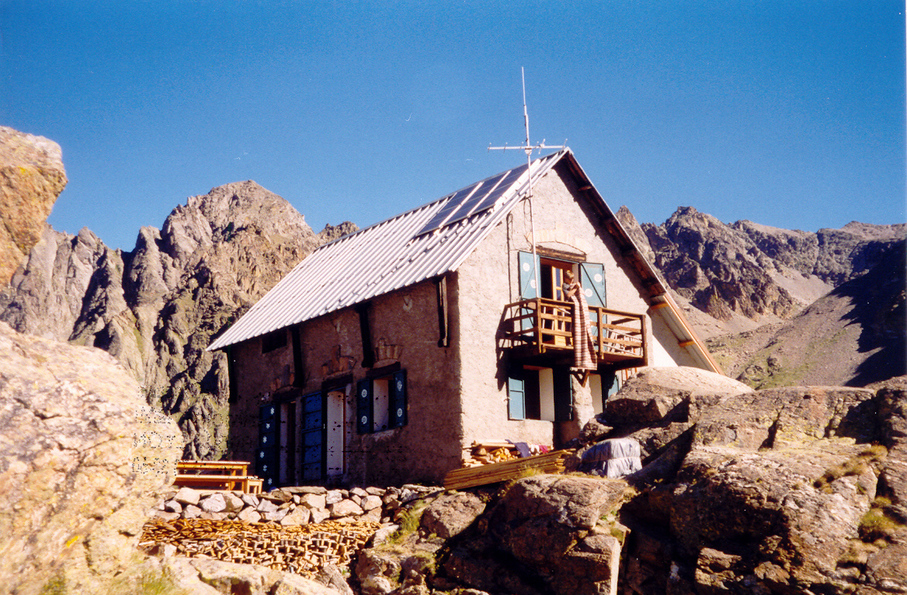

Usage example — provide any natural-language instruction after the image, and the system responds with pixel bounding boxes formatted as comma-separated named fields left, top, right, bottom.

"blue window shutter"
left=507, top=367, right=526, bottom=420
left=553, top=367, right=573, bottom=422
left=356, top=378, right=373, bottom=434
left=518, top=251, right=540, bottom=334
left=391, top=369, right=407, bottom=428
left=604, top=372, right=620, bottom=399
left=580, top=262, right=606, bottom=308
left=518, top=251, right=539, bottom=299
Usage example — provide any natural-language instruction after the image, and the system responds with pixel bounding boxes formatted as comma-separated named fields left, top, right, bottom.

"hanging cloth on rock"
left=580, top=438, right=642, bottom=478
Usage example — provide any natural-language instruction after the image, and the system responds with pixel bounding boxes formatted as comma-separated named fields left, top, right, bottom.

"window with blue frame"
left=518, top=251, right=607, bottom=306
left=507, top=365, right=572, bottom=422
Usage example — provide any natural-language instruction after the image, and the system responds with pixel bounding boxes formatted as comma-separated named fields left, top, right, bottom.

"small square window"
left=261, top=329, right=287, bottom=354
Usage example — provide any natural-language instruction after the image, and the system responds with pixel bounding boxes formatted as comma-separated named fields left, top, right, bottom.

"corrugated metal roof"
left=208, top=150, right=565, bottom=351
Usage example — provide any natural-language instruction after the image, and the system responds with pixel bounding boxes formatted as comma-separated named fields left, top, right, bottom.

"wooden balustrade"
left=501, top=298, right=646, bottom=366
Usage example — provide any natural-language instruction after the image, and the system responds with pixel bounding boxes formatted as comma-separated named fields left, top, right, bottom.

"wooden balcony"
left=500, top=298, right=647, bottom=369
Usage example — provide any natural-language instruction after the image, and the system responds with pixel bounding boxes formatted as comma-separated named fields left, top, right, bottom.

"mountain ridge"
left=1, top=182, right=902, bottom=456
left=616, top=205, right=905, bottom=387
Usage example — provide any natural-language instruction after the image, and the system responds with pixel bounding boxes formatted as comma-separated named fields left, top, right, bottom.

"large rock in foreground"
left=0, top=126, right=67, bottom=285
left=163, top=556, right=344, bottom=595
left=347, top=374, right=907, bottom=595
left=441, top=475, right=630, bottom=595
left=616, top=377, right=907, bottom=595
left=0, top=320, right=182, bottom=595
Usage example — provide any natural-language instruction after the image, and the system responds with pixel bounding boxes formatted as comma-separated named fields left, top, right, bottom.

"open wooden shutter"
left=603, top=371, right=620, bottom=400
left=257, top=402, right=279, bottom=490
left=390, top=369, right=407, bottom=428
left=553, top=367, right=573, bottom=422
left=356, top=378, right=373, bottom=434
left=580, top=262, right=606, bottom=308
left=507, top=366, right=526, bottom=420
left=518, top=251, right=540, bottom=334
left=518, top=251, right=539, bottom=299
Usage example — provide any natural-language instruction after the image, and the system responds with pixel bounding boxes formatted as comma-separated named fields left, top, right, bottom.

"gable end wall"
left=454, top=161, right=704, bottom=446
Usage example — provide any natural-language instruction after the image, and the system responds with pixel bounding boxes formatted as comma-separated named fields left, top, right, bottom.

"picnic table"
left=174, top=460, right=263, bottom=493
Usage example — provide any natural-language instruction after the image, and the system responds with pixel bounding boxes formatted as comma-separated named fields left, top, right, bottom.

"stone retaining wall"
left=144, top=484, right=441, bottom=582
left=150, top=484, right=440, bottom=527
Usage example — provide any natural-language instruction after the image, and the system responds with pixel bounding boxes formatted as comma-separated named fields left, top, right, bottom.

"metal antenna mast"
left=488, top=67, right=566, bottom=299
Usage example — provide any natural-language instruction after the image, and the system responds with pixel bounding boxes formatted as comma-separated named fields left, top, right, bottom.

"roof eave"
left=556, top=151, right=722, bottom=374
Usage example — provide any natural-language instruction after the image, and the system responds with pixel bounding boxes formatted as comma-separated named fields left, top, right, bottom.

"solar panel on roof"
left=437, top=174, right=502, bottom=228
left=415, top=183, right=480, bottom=236
left=470, top=163, right=529, bottom=213
left=414, top=163, right=529, bottom=237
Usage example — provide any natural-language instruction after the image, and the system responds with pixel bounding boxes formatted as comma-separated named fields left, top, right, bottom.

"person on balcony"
left=562, top=270, right=597, bottom=384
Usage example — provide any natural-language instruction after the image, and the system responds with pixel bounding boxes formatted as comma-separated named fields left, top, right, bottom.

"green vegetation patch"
left=387, top=499, right=430, bottom=546
left=39, top=574, right=65, bottom=595
left=860, top=496, right=906, bottom=543
left=813, top=445, right=888, bottom=492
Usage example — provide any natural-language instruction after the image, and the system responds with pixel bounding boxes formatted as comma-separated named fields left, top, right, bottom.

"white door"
left=326, top=390, right=345, bottom=478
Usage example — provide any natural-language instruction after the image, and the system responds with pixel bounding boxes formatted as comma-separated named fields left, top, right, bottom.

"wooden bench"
left=174, top=460, right=263, bottom=494
left=247, top=477, right=263, bottom=494
left=176, top=460, right=250, bottom=475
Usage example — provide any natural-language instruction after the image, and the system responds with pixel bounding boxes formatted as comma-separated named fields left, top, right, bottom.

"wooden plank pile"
left=139, top=517, right=379, bottom=578
left=444, top=448, right=574, bottom=490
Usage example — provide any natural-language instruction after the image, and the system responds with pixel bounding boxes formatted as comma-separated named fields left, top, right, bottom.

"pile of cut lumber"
left=444, top=449, right=573, bottom=490
left=139, top=518, right=379, bottom=577
left=460, top=440, right=521, bottom=467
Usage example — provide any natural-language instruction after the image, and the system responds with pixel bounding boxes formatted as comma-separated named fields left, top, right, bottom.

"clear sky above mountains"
left=2, top=1, right=904, bottom=251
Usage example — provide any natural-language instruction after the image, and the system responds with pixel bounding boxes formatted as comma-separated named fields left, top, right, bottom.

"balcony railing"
left=501, top=298, right=647, bottom=366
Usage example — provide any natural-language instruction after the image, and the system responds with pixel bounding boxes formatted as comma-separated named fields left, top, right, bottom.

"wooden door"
left=300, top=392, right=325, bottom=482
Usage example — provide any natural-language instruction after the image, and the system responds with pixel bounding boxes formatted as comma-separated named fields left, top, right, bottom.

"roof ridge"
left=312, top=150, right=569, bottom=251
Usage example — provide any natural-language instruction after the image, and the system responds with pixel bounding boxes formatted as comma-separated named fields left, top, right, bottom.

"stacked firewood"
left=139, top=518, right=379, bottom=577
left=460, top=440, right=521, bottom=468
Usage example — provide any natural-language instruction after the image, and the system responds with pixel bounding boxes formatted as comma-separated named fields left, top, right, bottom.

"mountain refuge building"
left=208, top=149, right=720, bottom=488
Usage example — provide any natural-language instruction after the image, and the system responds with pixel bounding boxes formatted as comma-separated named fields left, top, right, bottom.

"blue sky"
left=2, top=1, right=904, bottom=251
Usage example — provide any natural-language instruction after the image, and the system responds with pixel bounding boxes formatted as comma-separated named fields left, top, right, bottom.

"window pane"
left=373, top=377, right=391, bottom=432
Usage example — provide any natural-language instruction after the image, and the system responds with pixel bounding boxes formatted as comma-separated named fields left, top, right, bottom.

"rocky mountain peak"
left=318, top=221, right=359, bottom=244
left=623, top=206, right=905, bottom=388
left=664, top=205, right=708, bottom=227
left=159, top=180, right=314, bottom=266
left=2, top=180, right=357, bottom=458
left=634, top=206, right=904, bottom=326
left=180, top=180, right=309, bottom=236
